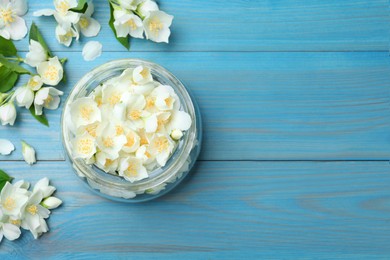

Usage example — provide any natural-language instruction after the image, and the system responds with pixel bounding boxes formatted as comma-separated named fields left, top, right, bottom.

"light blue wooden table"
left=1, top=0, right=390, bottom=259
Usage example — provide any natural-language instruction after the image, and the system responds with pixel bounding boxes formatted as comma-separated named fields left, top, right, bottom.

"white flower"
left=0, top=139, right=14, bottom=155
left=21, top=191, right=50, bottom=239
left=21, top=141, right=36, bottom=165
left=132, top=66, right=152, bottom=85
left=122, top=128, right=140, bottom=153
left=118, top=0, right=141, bottom=11
left=0, top=102, right=17, bottom=126
left=101, top=82, right=129, bottom=106
left=82, top=41, right=102, bottom=61
left=95, top=152, right=119, bottom=174
left=15, top=86, right=34, bottom=109
left=41, top=196, right=62, bottom=209
left=123, top=94, right=149, bottom=129
left=0, top=182, right=28, bottom=218
left=118, top=157, right=148, bottom=183
left=34, top=87, right=64, bottom=115
left=170, top=129, right=183, bottom=140
left=0, top=0, right=28, bottom=40
left=33, top=177, right=56, bottom=198
left=0, top=210, right=21, bottom=242
left=76, top=2, right=100, bottom=37
left=25, top=40, right=48, bottom=67
left=96, top=123, right=127, bottom=159
left=149, top=134, right=175, bottom=167
left=143, top=10, right=173, bottom=43
left=27, top=75, right=43, bottom=91
left=70, top=96, right=101, bottom=128
left=33, top=0, right=80, bottom=30
left=72, top=132, right=96, bottom=160
left=151, top=85, right=179, bottom=111
left=144, top=111, right=170, bottom=133
left=137, top=0, right=159, bottom=18
left=55, top=25, right=79, bottom=47
left=135, top=145, right=154, bottom=164
left=37, top=56, right=64, bottom=86
left=113, top=10, right=144, bottom=39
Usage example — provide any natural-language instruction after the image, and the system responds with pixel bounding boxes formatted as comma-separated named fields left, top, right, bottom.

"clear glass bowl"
left=61, top=59, right=202, bottom=203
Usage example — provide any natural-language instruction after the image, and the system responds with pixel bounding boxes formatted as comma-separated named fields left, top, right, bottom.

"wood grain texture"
left=1, top=52, right=389, bottom=161
left=0, top=161, right=389, bottom=259
left=13, top=0, right=389, bottom=52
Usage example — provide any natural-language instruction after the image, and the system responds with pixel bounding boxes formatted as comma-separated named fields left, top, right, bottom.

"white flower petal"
left=11, top=0, right=28, bottom=16
left=0, top=102, right=17, bottom=126
left=82, top=41, right=102, bottom=61
left=80, top=17, right=100, bottom=37
left=21, top=141, right=36, bottom=165
left=0, top=139, right=15, bottom=155
left=169, top=111, right=192, bottom=131
left=15, top=86, right=34, bottom=109
left=33, top=9, right=55, bottom=17
left=2, top=223, right=21, bottom=241
left=144, top=114, right=157, bottom=133
left=6, top=16, right=27, bottom=40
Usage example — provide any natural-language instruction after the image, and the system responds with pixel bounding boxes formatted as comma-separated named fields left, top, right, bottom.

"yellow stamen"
left=146, top=97, right=155, bottom=109
left=77, top=138, right=94, bottom=155
left=165, top=97, right=173, bottom=107
left=149, top=19, right=163, bottom=37
left=108, top=93, right=121, bottom=105
left=44, top=95, right=53, bottom=106
left=3, top=197, right=16, bottom=211
left=125, top=133, right=135, bottom=147
left=56, top=1, right=70, bottom=14
left=27, top=205, right=38, bottom=215
left=103, top=137, right=114, bottom=148
left=140, top=68, right=149, bottom=78
left=116, top=125, right=124, bottom=135
left=0, top=8, right=14, bottom=24
left=10, top=219, right=21, bottom=225
left=154, top=136, right=169, bottom=153
left=85, top=124, right=98, bottom=137
left=44, top=65, right=58, bottom=82
left=79, top=17, right=89, bottom=29
left=128, top=110, right=141, bottom=120
left=105, top=159, right=114, bottom=166
left=80, top=106, right=93, bottom=120
left=127, top=19, right=137, bottom=30
left=125, top=162, right=138, bottom=177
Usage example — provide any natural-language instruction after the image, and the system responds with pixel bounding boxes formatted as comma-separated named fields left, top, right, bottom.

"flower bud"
left=21, top=141, right=36, bottom=165
left=171, top=129, right=183, bottom=140
left=42, top=196, right=62, bottom=209
left=0, top=102, right=17, bottom=126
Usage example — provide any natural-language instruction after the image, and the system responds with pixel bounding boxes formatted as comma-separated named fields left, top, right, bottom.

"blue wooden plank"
left=1, top=51, right=389, bottom=161
left=12, top=0, right=389, bottom=52
left=0, top=161, right=389, bottom=258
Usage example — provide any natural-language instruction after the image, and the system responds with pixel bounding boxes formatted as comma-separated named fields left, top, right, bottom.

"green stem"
left=5, top=57, right=23, bottom=62
left=60, top=57, right=68, bottom=64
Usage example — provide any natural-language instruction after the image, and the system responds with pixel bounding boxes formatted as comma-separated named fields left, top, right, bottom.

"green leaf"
left=0, top=66, right=18, bottom=93
left=109, top=1, right=130, bottom=50
left=60, top=58, right=67, bottom=83
left=29, top=22, right=53, bottom=57
left=29, top=104, right=49, bottom=127
left=0, top=169, right=13, bottom=192
left=0, top=54, right=31, bottom=74
left=0, top=36, right=17, bottom=57
left=70, top=0, right=88, bottom=13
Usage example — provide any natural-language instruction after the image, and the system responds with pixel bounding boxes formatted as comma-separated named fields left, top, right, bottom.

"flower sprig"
left=109, top=0, right=174, bottom=49
left=0, top=23, right=67, bottom=127
left=0, top=169, right=62, bottom=242
left=34, top=0, right=101, bottom=47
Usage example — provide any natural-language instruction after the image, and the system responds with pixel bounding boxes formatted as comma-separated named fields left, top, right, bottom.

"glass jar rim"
left=61, top=59, right=198, bottom=195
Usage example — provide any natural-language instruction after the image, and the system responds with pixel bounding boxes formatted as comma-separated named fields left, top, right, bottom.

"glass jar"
left=61, top=59, right=202, bottom=203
